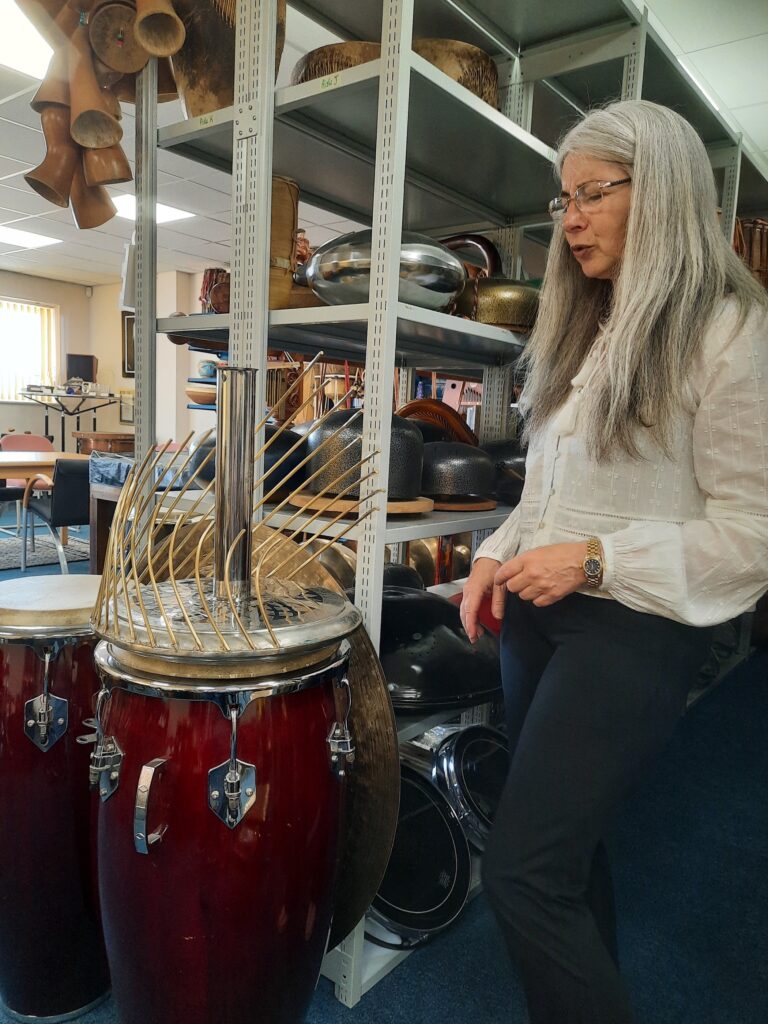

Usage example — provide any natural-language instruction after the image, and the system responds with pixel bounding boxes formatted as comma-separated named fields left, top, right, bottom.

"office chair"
left=21, top=459, right=90, bottom=574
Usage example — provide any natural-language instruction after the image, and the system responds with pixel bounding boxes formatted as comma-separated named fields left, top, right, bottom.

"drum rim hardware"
left=208, top=698, right=257, bottom=829
left=88, top=687, right=123, bottom=801
left=23, top=646, right=69, bottom=752
left=94, top=641, right=350, bottom=703
left=327, top=672, right=355, bottom=778
left=134, top=758, right=168, bottom=854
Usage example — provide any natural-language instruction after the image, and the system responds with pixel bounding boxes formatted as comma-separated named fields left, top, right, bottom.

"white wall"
left=0, top=270, right=90, bottom=447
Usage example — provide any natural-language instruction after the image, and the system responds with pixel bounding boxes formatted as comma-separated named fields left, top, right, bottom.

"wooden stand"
left=287, top=491, right=434, bottom=517
left=430, top=496, right=497, bottom=511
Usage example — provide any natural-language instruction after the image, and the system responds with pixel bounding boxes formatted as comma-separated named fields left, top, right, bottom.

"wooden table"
left=73, top=432, right=135, bottom=455
left=89, top=482, right=122, bottom=573
left=0, top=451, right=91, bottom=482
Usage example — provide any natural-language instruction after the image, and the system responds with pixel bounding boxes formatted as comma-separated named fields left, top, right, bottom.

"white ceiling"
left=0, top=1, right=766, bottom=288
left=643, top=0, right=768, bottom=161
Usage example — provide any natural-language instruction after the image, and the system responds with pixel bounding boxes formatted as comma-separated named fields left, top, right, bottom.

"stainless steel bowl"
left=304, top=230, right=466, bottom=311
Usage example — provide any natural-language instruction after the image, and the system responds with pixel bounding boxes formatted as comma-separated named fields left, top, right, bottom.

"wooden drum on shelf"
left=92, top=580, right=361, bottom=1024
left=0, top=576, right=110, bottom=1022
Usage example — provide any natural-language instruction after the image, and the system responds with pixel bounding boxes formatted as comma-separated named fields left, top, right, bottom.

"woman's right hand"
left=460, top=557, right=504, bottom=643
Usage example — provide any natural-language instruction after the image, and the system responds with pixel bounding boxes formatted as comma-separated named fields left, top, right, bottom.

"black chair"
left=21, top=460, right=90, bottom=574
left=0, top=482, right=26, bottom=538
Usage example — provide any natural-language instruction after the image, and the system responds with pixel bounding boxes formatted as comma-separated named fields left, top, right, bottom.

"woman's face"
left=559, top=154, right=632, bottom=281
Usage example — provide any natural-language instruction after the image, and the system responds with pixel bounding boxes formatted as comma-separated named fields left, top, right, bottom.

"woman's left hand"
left=494, top=542, right=589, bottom=607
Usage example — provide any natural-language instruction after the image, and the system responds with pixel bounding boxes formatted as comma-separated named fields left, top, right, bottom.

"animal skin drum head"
left=0, top=575, right=102, bottom=636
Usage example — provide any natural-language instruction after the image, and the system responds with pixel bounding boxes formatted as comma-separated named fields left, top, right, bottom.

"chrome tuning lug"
left=88, top=688, right=123, bottom=801
left=327, top=673, right=355, bottom=779
left=23, top=650, right=68, bottom=752
left=208, top=701, right=256, bottom=829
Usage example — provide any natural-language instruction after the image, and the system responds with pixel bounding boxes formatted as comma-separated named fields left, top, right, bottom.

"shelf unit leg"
left=621, top=11, right=647, bottom=101
left=230, top=0, right=277, bottom=503
left=134, top=59, right=158, bottom=457
left=333, top=919, right=366, bottom=1008
left=353, top=0, right=415, bottom=651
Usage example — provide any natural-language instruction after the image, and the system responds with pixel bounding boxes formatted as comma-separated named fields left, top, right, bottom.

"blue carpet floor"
left=0, top=550, right=765, bottom=1023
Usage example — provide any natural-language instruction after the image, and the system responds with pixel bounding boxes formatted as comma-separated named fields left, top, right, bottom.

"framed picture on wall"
left=119, top=390, right=135, bottom=424
left=121, top=311, right=135, bottom=378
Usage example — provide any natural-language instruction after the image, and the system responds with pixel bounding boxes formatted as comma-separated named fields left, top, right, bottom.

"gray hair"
left=520, top=99, right=768, bottom=460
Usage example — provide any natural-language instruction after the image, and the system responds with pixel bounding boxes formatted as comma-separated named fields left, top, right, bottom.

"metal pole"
left=134, top=58, right=158, bottom=456
left=213, top=367, right=257, bottom=605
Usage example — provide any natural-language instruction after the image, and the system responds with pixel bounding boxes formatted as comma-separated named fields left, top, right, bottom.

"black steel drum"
left=404, top=725, right=510, bottom=850
left=380, top=587, right=502, bottom=711
left=421, top=442, right=495, bottom=500
left=306, top=410, right=423, bottom=500
left=481, top=438, right=526, bottom=506
left=368, top=762, right=471, bottom=946
left=187, top=424, right=307, bottom=490
left=382, top=562, right=425, bottom=590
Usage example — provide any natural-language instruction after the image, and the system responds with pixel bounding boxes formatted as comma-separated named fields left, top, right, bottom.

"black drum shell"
left=481, top=438, right=526, bottom=506
left=406, top=726, right=509, bottom=851
left=368, top=762, right=471, bottom=943
left=380, top=587, right=502, bottom=711
left=306, top=410, right=423, bottom=500
left=421, top=442, right=494, bottom=499
left=187, top=425, right=307, bottom=490
left=382, top=562, right=425, bottom=590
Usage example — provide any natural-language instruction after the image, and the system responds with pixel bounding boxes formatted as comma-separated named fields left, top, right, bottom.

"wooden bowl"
left=184, top=383, right=217, bottom=406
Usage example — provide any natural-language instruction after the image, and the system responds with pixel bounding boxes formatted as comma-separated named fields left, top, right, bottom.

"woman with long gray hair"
left=460, top=99, right=768, bottom=1023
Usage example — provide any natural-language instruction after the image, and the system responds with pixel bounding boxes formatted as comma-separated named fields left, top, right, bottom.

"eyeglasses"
left=548, top=178, right=631, bottom=220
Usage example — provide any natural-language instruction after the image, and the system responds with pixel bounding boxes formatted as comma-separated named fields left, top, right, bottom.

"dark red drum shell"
left=0, top=640, right=110, bottom=1018
left=98, top=676, right=343, bottom=1024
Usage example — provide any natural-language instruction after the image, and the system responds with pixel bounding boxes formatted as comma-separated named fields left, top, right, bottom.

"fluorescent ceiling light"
left=112, top=194, right=195, bottom=224
left=1, top=1, right=52, bottom=79
left=0, top=224, right=61, bottom=248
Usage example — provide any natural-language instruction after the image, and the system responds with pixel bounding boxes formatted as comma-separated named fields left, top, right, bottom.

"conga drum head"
left=0, top=574, right=102, bottom=635
left=369, top=763, right=471, bottom=944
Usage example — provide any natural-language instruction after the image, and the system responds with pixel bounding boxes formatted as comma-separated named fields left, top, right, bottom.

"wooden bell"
left=24, top=105, right=80, bottom=207
left=111, top=57, right=178, bottom=103
left=70, top=160, right=117, bottom=229
left=83, top=143, right=132, bottom=186
left=69, top=23, right=123, bottom=148
left=101, top=86, right=122, bottom=120
left=31, top=47, right=70, bottom=112
left=89, top=1, right=151, bottom=75
left=93, top=56, right=124, bottom=88
left=134, top=0, right=186, bottom=58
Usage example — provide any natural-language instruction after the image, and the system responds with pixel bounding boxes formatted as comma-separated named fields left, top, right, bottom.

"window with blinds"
left=0, top=299, right=58, bottom=401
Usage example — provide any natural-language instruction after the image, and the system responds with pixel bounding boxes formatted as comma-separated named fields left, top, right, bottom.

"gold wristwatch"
left=582, top=537, right=603, bottom=588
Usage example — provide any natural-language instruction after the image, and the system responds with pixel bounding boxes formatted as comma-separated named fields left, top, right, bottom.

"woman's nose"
left=562, top=200, right=587, bottom=232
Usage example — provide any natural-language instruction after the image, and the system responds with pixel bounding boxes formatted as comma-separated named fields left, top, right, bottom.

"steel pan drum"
left=0, top=576, right=110, bottom=1021
left=368, top=762, right=471, bottom=946
left=380, top=587, right=502, bottom=711
left=421, top=441, right=495, bottom=500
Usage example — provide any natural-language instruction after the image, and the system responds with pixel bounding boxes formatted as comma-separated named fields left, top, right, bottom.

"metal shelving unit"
left=130, top=0, right=768, bottom=1011
left=159, top=305, right=526, bottom=367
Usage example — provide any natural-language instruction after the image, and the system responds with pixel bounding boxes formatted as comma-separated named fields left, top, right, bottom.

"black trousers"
left=482, top=592, right=713, bottom=1024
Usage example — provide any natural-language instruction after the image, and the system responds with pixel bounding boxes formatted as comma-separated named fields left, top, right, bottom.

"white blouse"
left=474, top=298, right=768, bottom=627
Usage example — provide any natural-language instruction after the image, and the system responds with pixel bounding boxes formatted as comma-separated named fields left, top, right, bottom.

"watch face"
left=584, top=557, right=602, bottom=576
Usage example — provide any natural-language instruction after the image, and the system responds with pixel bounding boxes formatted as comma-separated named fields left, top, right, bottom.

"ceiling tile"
left=0, top=118, right=43, bottom=165
left=0, top=181, right=55, bottom=215
left=0, top=88, right=38, bottom=129
left=686, top=34, right=768, bottom=110
left=0, top=66, right=38, bottom=97
left=155, top=179, right=231, bottom=215
left=158, top=216, right=229, bottom=243
left=185, top=164, right=232, bottom=193
left=732, top=102, right=768, bottom=151
left=0, top=155, right=33, bottom=182
left=644, top=0, right=768, bottom=52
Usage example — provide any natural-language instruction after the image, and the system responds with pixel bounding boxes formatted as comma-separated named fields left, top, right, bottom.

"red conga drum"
left=0, top=576, right=110, bottom=1021
left=92, top=579, right=360, bottom=1024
